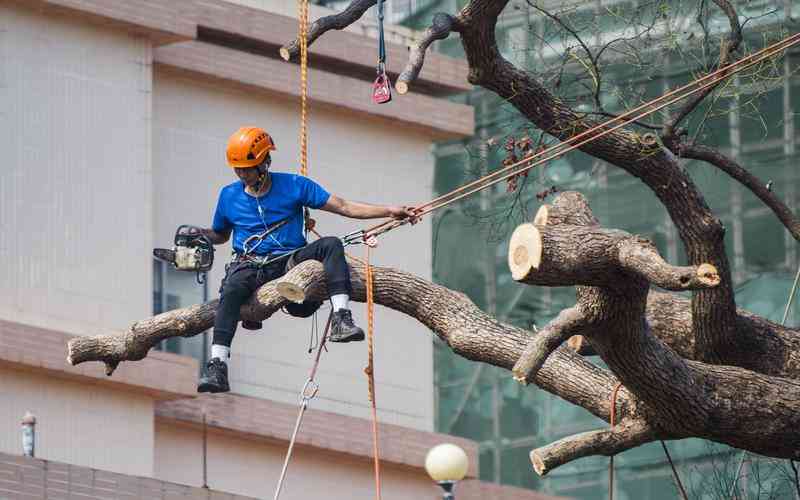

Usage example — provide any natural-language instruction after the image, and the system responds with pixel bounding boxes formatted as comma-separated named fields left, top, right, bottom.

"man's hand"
left=186, top=226, right=230, bottom=245
left=387, top=205, right=421, bottom=224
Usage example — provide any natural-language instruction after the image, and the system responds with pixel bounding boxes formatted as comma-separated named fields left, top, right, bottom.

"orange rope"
left=298, top=0, right=309, bottom=177
left=364, top=246, right=382, bottom=500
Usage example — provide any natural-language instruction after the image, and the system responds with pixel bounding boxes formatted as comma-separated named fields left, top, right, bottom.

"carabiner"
left=341, top=229, right=366, bottom=247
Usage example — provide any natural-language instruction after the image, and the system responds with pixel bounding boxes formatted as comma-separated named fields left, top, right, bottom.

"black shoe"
left=198, top=358, right=230, bottom=393
left=241, top=320, right=263, bottom=331
left=329, top=309, right=365, bottom=343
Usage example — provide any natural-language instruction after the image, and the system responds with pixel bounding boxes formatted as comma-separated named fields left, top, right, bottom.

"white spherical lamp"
left=425, top=443, right=468, bottom=498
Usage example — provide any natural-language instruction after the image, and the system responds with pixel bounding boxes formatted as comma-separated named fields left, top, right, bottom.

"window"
left=153, top=260, right=210, bottom=366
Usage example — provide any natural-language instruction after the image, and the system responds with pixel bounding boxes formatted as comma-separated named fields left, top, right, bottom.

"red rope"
left=609, top=382, right=623, bottom=500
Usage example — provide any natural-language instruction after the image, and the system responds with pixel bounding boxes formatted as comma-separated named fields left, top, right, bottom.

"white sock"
left=331, top=294, right=349, bottom=312
left=211, top=344, right=230, bottom=362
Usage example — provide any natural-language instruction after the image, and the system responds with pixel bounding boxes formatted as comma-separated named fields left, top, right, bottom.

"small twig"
left=280, top=0, right=377, bottom=61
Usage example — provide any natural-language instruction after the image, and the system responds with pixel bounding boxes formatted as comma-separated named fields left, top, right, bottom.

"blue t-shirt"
left=212, top=172, right=331, bottom=255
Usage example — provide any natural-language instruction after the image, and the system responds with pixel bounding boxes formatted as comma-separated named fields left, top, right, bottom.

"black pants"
left=212, top=236, right=352, bottom=348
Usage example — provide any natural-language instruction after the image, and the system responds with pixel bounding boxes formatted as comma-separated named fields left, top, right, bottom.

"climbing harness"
left=273, top=311, right=333, bottom=500
left=364, top=244, right=383, bottom=500
left=357, top=32, right=800, bottom=246
left=241, top=219, right=290, bottom=259
left=371, top=0, right=392, bottom=104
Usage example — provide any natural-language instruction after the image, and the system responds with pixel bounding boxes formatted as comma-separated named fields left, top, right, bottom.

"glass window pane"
left=479, top=447, right=496, bottom=483
left=500, top=445, right=541, bottom=490
left=740, top=86, right=783, bottom=145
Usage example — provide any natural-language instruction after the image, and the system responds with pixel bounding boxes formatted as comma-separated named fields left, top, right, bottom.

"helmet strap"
left=252, top=156, right=271, bottom=192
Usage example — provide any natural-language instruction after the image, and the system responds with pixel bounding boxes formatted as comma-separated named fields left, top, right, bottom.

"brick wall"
left=0, top=453, right=256, bottom=500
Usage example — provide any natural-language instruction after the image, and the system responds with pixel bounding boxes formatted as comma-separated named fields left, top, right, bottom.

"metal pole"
left=437, top=480, right=456, bottom=499
left=202, top=410, right=208, bottom=489
left=202, top=277, right=209, bottom=367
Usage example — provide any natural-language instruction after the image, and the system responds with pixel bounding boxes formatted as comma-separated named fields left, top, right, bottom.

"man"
left=196, top=126, right=416, bottom=393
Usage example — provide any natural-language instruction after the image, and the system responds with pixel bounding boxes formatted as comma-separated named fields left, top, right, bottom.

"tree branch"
left=508, top=222, right=719, bottom=291
left=679, top=142, right=800, bottom=242
left=618, top=240, right=720, bottom=291
left=68, top=258, right=625, bottom=425
left=664, top=0, right=743, bottom=136
left=512, top=306, right=586, bottom=383
left=396, top=13, right=460, bottom=94
left=280, top=0, right=377, bottom=62
left=530, top=421, right=656, bottom=476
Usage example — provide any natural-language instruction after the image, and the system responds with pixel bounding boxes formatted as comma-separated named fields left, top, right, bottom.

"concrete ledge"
left=0, top=452, right=257, bottom=499
left=12, top=0, right=471, bottom=96
left=0, top=451, right=563, bottom=500
left=154, top=41, right=474, bottom=140
left=11, top=0, right=197, bottom=45
left=0, top=320, right=198, bottom=400
left=189, top=2, right=472, bottom=96
left=156, top=393, right=480, bottom=477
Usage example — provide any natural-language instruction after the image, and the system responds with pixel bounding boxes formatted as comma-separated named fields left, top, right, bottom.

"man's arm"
left=200, top=227, right=231, bottom=245
left=320, top=195, right=418, bottom=221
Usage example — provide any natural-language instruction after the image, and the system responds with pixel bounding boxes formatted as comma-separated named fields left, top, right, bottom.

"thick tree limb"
left=562, top=289, right=800, bottom=380
left=279, top=0, right=376, bottom=62
left=396, top=13, right=460, bottom=94
left=68, top=259, right=627, bottom=424
left=530, top=421, right=656, bottom=476
left=679, top=142, right=800, bottom=242
left=508, top=222, right=719, bottom=291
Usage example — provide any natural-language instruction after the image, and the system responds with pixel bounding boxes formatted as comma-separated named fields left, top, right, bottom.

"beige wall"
left=152, top=68, right=435, bottom=431
left=0, top=3, right=153, bottom=336
left=154, top=420, right=441, bottom=500
left=0, top=367, right=154, bottom=477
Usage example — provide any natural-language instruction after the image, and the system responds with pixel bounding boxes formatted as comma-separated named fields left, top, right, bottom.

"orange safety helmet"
left=226, top=127, right=276, bottom=169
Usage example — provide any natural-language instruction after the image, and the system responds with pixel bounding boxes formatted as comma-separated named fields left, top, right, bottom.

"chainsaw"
left=153, top=225, right=215, bottom=284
